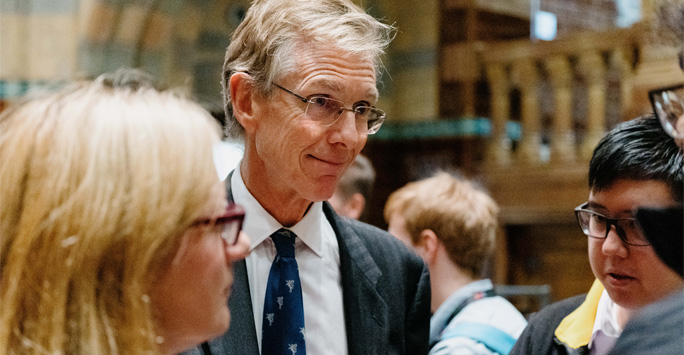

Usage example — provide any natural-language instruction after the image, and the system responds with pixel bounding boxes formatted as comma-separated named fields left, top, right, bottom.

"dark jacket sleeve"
left=405, top=260, right=431, bottom=355
left=608, top=291, right=684, bottom=355
left=334, top=211, right=431, bottom=355
left=509, top=294, right=586, bottom=355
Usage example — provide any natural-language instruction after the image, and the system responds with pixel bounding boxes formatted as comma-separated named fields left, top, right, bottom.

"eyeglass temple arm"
left=273, top=83, right=309, bottom=103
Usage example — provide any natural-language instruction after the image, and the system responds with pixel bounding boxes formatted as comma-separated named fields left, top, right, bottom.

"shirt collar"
left=554, top=279, right=604, bottom=349
left=231, top=163, right=324, bottom=257
left=588, top=290, right=622, bottom=350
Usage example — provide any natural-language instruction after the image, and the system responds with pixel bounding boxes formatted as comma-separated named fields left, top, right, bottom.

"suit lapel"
left=205, top=172, right=259, bottom=355
left=323, top=203, right=389, bottom=355
left=206, top=259, right=259, bottom=355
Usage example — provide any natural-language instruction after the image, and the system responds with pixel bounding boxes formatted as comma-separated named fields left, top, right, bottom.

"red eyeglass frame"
left=192, top=203, right=245, bottom=245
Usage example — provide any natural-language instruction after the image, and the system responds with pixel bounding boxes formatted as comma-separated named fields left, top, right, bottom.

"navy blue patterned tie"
left=262, top=228, right=306, bottom=355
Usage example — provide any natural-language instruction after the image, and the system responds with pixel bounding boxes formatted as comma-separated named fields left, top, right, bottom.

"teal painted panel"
left=0, top=0, right=78, bottom=14
left=369, top=117, right=522, bottom=141
left=0, top=80, right=66, bottom=99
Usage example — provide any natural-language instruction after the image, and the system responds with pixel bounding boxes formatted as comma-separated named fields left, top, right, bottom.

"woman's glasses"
left=574, top=203, right=650, bottom=246
left=192, top=203, right=245, bottom=245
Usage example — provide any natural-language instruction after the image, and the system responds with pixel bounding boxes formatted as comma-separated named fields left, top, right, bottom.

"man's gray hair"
left=222, top=0, right=395, bottom=138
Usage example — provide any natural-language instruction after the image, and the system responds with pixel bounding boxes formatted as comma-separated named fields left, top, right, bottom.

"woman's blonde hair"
left=0, top=71, right=222, bottom=354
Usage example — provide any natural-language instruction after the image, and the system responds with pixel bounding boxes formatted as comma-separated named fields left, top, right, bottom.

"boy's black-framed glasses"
left=574, top=202, right=650, bottom=246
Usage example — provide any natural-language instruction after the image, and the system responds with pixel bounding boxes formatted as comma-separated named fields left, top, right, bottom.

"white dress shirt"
left=589, top=290, right=623, bottom=355
left=231, top=165, right=348, bottom=355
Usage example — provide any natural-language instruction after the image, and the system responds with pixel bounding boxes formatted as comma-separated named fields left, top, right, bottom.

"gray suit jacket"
left=608, top=290, right=684, bottom=355
left=181, top=179, right=431, bottom=355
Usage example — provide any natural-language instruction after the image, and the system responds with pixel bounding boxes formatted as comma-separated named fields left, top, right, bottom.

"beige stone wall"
left=0, top=2, right=81, bottom=80
left=0, top=1, right=81, bottom=102
left=380, top=0, right=439, bottom=122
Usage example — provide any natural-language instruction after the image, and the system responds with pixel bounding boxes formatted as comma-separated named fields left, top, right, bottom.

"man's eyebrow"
left=586, top=201, right=635, bottom=217
left=311, top=79, right=342, bottom=93
left=586, top=201, right=605, bottom=210
left=307, top=79, right=379, bottom=101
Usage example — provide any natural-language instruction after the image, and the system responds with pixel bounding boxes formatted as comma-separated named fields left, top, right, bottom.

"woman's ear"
left=229, top=72, right=257, bottom=134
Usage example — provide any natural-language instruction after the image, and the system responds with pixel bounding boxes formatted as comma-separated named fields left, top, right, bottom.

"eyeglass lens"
left=651, top=85, right=684, bottom=139
left=576, top=210, right=649, bottom=246
left=220, top=218, right=243, bottom=245
left=273, top=83, right=386, bottom=134
left=193, top=204, right=244, bottom=245
left=305, top=96, right=384, bottom=134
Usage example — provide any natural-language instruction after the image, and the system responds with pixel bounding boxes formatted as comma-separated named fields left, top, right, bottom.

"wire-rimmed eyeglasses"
left=192, top=203, right=245, bottom=245
left=574, top=203, right=650, bottom=246
left=649, top=83, right=684, bottom=139
left=273, top=83, right=386, bottom=135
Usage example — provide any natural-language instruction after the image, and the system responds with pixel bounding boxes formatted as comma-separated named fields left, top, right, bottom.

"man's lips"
left=307, top=155, right=350, bottom=176
left=608, top=272, right=635, bottom=280
left=605, top=271, right=637, bottom=287
left=309, top=154, right=347, bottom=166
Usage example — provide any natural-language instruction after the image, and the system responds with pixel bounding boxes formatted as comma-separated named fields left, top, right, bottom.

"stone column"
left=578, top=50, right=607, bottom=159
left=610, top=48, right=634, bottom=122
left=512, top=58, right=541, bottom=164
left=485, top=62, right=512, bottom=166
left=545, top=55, right=575, bottom=163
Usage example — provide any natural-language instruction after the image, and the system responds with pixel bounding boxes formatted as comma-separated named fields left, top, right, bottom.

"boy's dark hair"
left=589, top=116, right=683, bottom=201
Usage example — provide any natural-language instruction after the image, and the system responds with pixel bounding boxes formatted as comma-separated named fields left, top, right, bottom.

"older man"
left=183, top=1, right=431, bottom=355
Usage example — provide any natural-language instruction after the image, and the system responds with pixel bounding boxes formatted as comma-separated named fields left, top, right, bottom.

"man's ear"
left=230, top=72, right=257, bottom=134
left=346, top=193, right=366, bottom=220
left=418, top=229, right=440, bottom=265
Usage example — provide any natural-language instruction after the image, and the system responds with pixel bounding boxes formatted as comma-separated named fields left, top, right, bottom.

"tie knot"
left=271, top=228, right=296, bottom=257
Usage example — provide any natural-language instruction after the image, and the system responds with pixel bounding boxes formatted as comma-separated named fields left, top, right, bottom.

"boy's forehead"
left=589, top=179, right=677, bottom=210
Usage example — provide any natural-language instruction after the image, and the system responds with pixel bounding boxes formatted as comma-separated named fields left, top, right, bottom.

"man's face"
left=250, top=42, right=377, bottom=203
left=587, top=178, right=683, bottom=310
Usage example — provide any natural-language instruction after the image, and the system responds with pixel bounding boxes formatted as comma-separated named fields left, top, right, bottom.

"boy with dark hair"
left=510, top=116, right=683, bottom=355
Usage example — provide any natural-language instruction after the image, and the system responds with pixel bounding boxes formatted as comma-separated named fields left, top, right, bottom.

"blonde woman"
left=0, top=70, right=250, bottom=354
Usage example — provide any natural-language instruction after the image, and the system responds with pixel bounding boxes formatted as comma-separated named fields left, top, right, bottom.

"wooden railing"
left=440, top=23, right=681, bottom=298
left=444, top=26, right=644, bottom=168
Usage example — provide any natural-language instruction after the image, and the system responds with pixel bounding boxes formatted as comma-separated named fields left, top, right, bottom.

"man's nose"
left=602, top=225, right=629, bottom=258
left=328, top=110, right=362, bottom=147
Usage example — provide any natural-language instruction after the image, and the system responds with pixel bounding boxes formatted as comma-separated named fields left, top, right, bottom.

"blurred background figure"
left=384, top=172, right=527, bottom=355
left=329, top=154, right=377, bottom=220
left=0, top=69, right=250, bottom=355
